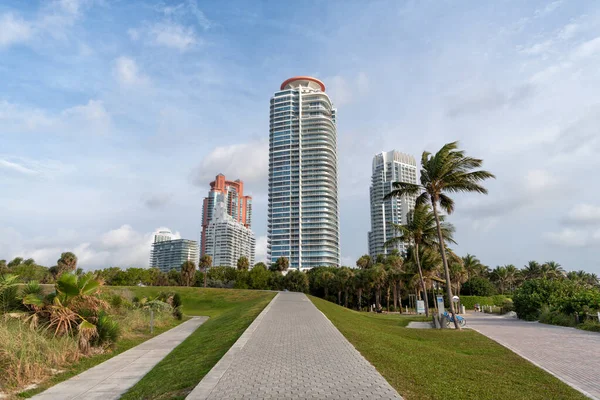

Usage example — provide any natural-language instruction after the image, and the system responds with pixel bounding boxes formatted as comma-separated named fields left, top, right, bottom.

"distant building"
left=267, top=76, right=340, bottom=270
left=149, top=231, right=199, bottom=273
left=368, top=151, right=417, bottom=258
left=205, top=202, right=255, bottom=268
left=201, top=174, right=252, bottom=256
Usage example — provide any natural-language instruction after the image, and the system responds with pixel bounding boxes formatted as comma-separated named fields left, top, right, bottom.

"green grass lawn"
left=119, top=287, right=275, bottom=400
left=310, top=296, right=587, bottom=400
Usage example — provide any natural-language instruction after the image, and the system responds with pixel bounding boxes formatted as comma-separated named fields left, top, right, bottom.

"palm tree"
left=385, top=254, right=404, bottom=311
left=274, top=257, right=290, bottom=273
left=462, top=254, right=484, bottom=280
left=353, top=269, right=369, bottom=310
left=356, top=255, right=372, bottom=269
left=320, top=270, right=335, bottom=299
left=199, top=255, right=212, bottom=288
left=370, top=264, right=387, bottom=310
left=237, top=256, right=250, bottom=271
left=504, top=264, right=519, bottom=292
left=491, top=266, right=508, bottom=294
left=523, top=261, right=541, bottom=279
left=386, top=141, right=495, bottom=329
left=336, top=267, right=354, bottom=307
left=57, top=252, right=78, bottom=276
left=180, top=261, right=196, bottom=287
left=542, top=261, right=565, bottom=279
left=385, top=203, right=454, bottom=317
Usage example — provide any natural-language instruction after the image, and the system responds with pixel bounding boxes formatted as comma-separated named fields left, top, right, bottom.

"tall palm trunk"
left=392, top=282, right=398, bottom=310
left=432, top=202, right=460, bottom=329
left=357, top=288, right=362, bottom=310
left=203, top=267, right=207, bottom=288
left=338, top=290, right=342, bottom=305
left=386, top=286, right=390, bottom=312
left=397, top=284, right=402, bottom=311
left=415, top=243, right=430, bottom=317
left=344, top=289, right=349, bottom=308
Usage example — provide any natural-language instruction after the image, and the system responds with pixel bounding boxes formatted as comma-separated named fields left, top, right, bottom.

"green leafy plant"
left=93, top=311, right=120, bottom=346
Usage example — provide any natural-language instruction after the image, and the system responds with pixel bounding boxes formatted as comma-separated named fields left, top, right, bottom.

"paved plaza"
left=32, top=316, right=208, bottom=400
left=187, top=292, right=402, bottom=399
left=468, top=313, right=600, bottom=399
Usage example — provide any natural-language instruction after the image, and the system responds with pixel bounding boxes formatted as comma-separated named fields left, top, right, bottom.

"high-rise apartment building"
left=149, top=231, right=199, bottom=273
left=204, top=202, right=256, bottom=268
left=201, top=174, right=252, bottom=256
left=368, top=151, right=417, bottom=258
left=268, top=76, right=340, bottom=270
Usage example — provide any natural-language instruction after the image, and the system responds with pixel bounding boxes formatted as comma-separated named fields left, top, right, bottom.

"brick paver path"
left=32, top=316, right=208, bottom=400
left=468, top=313, right=600, bottom=399
left=187, top=292, right=401, bottom=399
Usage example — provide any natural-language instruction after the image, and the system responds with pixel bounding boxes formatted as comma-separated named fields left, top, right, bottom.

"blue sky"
left=2, top=0, right=600, bottom=273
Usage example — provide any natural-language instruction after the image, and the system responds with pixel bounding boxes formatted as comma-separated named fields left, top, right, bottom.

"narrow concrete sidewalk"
left=32, top=316, right=208, bottom=400
left=188, top=292, right=401, bottom=400
left=468, top=313, right=600, bottom=399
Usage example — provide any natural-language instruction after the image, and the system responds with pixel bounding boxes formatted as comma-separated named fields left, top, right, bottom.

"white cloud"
left=191, top=140, right=268, bottom=187
left=129, top=21, right=199, bottom=52
left=114, top=56, right=148, bottom=85
left=0, top=13, right=33, bottom=47
left=326, top=72, right=370, bottom=106
left=524, top=169, right=558, bottom=193
left=254, top=235, right=267, bottom=263
left=572, top=36, right=600, bottom=59
left=0, top=99, right=111, bottom=136
left=0, top=0, right=89, bottom=49
left=565, top=204, right=600, bottom=225
left=0, top=158, right=38, bottom=175
left=150, top=22, right=198, bottom=51
left=61, top=100, right=112, bottom=135
left=0, top=156, right=73, bottom=178
left=543, top=228, right=597, bottom=248
left=2, top=225, right=183, bottom=270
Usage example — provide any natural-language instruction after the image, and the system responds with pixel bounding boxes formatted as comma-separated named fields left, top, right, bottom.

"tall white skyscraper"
left=368, top=151, right=417, bottom=258
left=268, top=76, right=340, bottom=270
left=205, top=202, right=256, bottom=268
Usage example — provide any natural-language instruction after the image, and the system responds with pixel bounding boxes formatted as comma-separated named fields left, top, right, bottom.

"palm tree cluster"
left=384, top=141, right=495, bottom=328
left=462, top=259, right=599, bottom=295
left=308, top=253, right=405, bottom=312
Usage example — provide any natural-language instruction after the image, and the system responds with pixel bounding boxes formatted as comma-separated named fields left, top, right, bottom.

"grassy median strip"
left=310, top=296, right=587, bottom=400
left=121, top=287, right=275, bottom=400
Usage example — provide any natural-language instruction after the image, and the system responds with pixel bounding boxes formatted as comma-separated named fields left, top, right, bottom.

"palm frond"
left=385, top=182, right=421, bottom=200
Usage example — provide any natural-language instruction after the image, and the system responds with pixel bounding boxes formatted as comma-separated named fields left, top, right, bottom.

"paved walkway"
left=467, top=313, right=600, bottom=399
left=33, top=316, right=208, bottom=400
left=188, top=292, right=401, bottom=400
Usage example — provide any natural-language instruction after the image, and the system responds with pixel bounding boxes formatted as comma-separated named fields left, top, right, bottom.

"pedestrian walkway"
left=32, top=316, right=208, bottom=400
left=468, top=313, right=600, bottom=399
left=188, top=292, right=401, bottom=400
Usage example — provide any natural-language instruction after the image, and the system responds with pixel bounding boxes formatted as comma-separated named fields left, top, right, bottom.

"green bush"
left=513, top=278, right=600, bottom=321
left=172, top=293, right=182, bottom=308
left=110, top=294, right=124, bottom=309
left=93, top=311, right=121, bottom=346
left=538, top=306, right=576, bottom=327
left=460, top=295, right=509, bottom=310
left=501, top=298, right=514, bottom=313
left=284, top=270, right=309, bottom=293
left=579, top=319, right=600, bottom=332
left=173, top=306, right=183, bottom=320
left=461, top=277, right=496, bottom=296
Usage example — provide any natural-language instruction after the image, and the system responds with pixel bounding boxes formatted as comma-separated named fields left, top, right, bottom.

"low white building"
left=205, top=202, right=255, bottom=267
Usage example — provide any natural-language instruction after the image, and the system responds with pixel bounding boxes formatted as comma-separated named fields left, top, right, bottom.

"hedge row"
left=460, top=295, right=510, bottom=310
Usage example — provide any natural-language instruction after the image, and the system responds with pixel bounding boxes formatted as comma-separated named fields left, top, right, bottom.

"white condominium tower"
left=368, top=151, right=417, bottom=258
left=268, top=76, right=340, bottom=270
left=205, top=202, right=256, bottom=268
